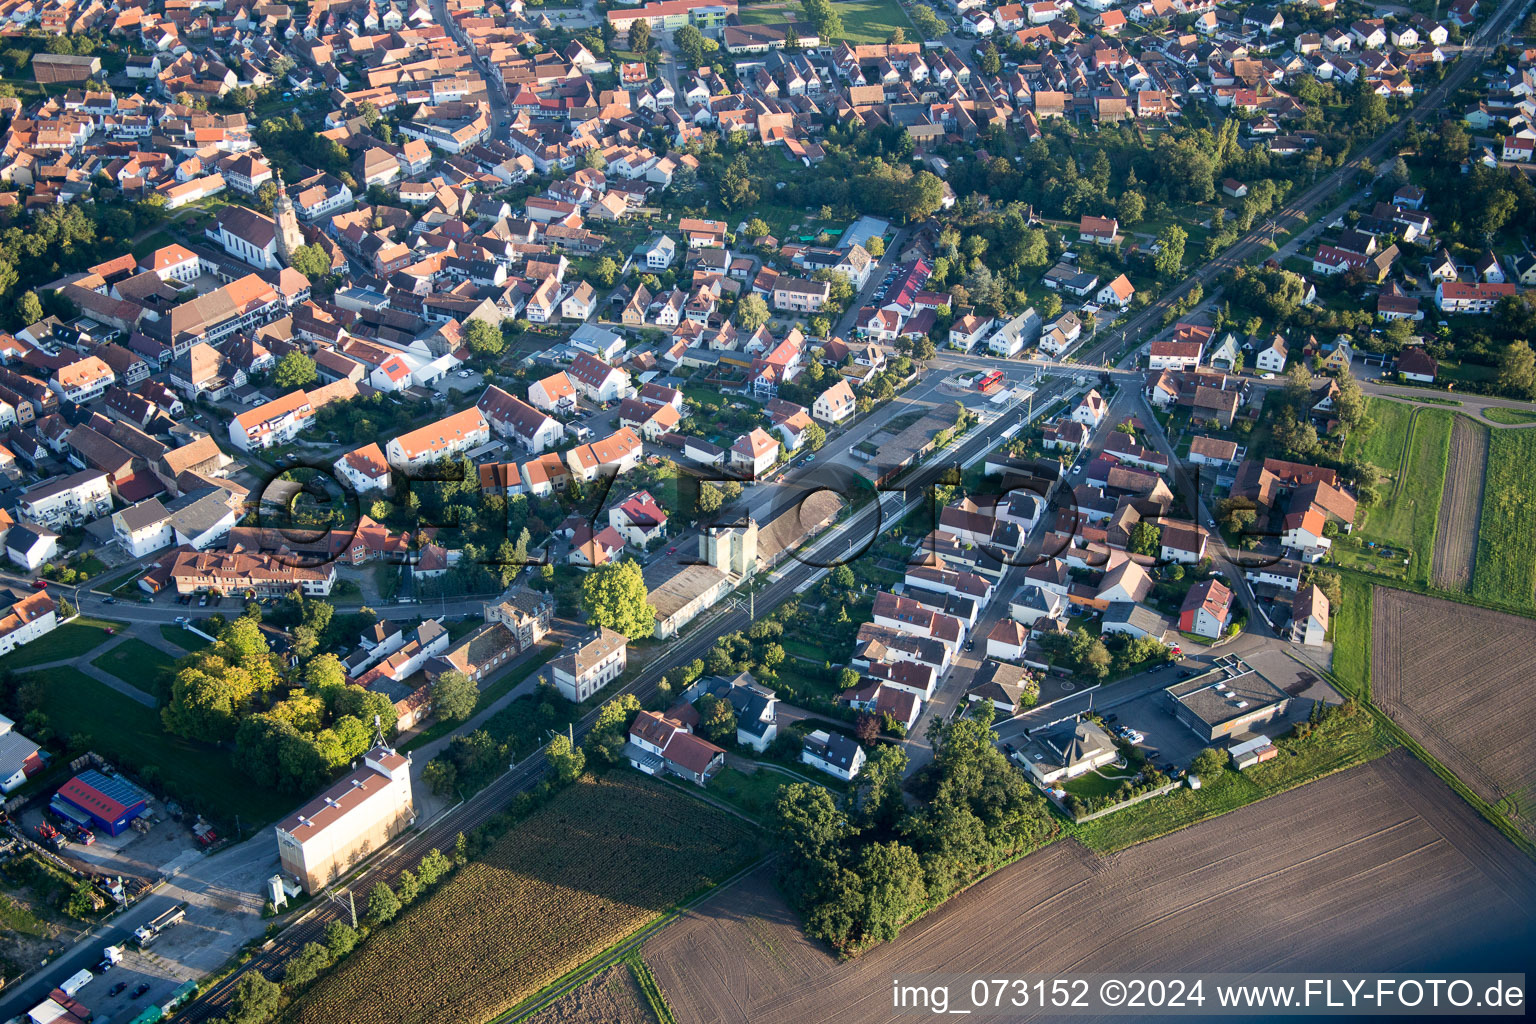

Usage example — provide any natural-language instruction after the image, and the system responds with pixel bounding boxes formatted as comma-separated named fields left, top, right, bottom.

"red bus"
left=976, top=370, right=1005, bottom=393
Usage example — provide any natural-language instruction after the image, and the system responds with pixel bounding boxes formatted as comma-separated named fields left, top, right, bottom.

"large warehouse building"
left=274, top=744, right=415, bottom=892
left=52, top=770, right=152, bottom=835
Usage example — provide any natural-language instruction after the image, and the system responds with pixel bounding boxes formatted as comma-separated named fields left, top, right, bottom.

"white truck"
left=96, top=945, right=124, bottom=971
left=134, top=904, right=188, bottom=946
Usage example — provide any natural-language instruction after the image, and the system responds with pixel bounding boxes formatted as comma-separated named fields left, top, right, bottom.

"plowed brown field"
left=642, top=752, right=1536, bottom=1024
left=524, top=964, right=658, bottom=1024
left=1372, top=587, right=1536, bottom=837
left=1431, top=416, right=1488, bottom=591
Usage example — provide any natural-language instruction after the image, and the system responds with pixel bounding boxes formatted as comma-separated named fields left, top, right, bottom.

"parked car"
left=109, top=983, right=127, bottom=997
left=131, top=984, right=150, bottom=998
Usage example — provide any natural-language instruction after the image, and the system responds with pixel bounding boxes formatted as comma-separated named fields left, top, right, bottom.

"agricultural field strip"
left=284, top=775, right=763, bottom=1024
left=1471, top=428, right=1536, bottom=610
left=642, top=753, right=1536, bottom=1024
left=1371, top=588, right=1536, bottom=839
left=1431, top=415, right=1488, bottom=593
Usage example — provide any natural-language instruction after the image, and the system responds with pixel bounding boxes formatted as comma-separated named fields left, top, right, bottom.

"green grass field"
left=738, top=0, right=914, bottom=44
left=1338, top=400, right=1451, bottom=586
left=32, top=668, right=293, bottom=827
left=1472, top=429, right=1536, bottom=612
left=706, top=766, right=792, bottom=820
left=158, top=624, right=210, bottom=651
left=1481, top=407, right=1536, bottom=425
left=90, top=639, right=178, bottom=698
left=0, top=618, right=128, bottom=671
left=1331, top=576, right=1373, bottom=698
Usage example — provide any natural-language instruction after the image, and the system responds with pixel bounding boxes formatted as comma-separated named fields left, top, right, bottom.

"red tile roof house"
left=626, top=710, right=726, bottom=785
left=608, top=489, right=668, bottom=548
left=1179, top=578, right=1232, bottom=639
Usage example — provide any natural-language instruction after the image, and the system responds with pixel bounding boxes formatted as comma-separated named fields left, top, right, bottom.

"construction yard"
left=1371, top=587, right=1536, bottom=839
left=634, top=752, right=1535, bottom=1024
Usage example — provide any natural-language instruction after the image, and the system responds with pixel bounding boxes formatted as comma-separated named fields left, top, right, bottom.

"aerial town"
left=0, top=0, right=1531, bottom=1019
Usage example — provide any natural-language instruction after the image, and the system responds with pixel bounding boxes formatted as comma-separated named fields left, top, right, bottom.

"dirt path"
left=1430, top=416, right=1488, bottom=592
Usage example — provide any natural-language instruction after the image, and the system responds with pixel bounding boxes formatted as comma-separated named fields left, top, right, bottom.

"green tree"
left=66, top=879, right=97, bottom=918
left=284, top=941, right=333, bottom=987
left=1127, top=521, right=1161, bottom=556
left=1190, top=747, right=1228, bottom=779
left=673, top=24, right=708, bottom=66
left=979, top=42, right=1001, bottom=76
left=416, top=847, right=452, bottom=886
left=225, top=973, right=282, bottom=1024
left=289, top=243, right=331, bottom=280
left=696, top=693, right=737, bottom=744
left=323, top=920, right=359, bottom=959
left=1116, top=189, right=1146, bottom=226
left=745, top=216, right=770, bottom=239
left=395, top=868, right=421, bottom=904
left=805, top=422, right=827, bottom=452
left=1153, top=225, right=1187, bottom=277
left=629, top=20, right=650, bottom=50
left=1496, top=341, right=1536, bottom=399
left=366, top=881, right=401, bottom=925
left=592, top=256, right=619, bottom=286
left=431, top=670, right=478, bottom=724
left=274, top=350, right=318, bottom=389
left=854, top=841, right=927, bottom=944
left=15, top=290, right=42, bottom=326
left=586, top=693, right=641, bottom=763
left=579, top=560, right=655, bottom=638
left=717, top=154, right=758, bottom=210
left=547, top=733, right=586, bottom=783
left=464, top=318, right=506, bottom=356
left=736, top=293, right=770, bottom=329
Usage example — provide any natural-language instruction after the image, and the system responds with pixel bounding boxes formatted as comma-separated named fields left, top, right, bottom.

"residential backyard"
left=1335, top=399, right=1451, bottom=586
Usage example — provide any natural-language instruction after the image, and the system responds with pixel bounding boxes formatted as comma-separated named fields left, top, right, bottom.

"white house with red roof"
left=1178, top=578, right=1232, bottom=639
left=333, top=442, right=392, bottom=495
left=1070, top=388, right=1107, bottom=428
left=609, top=489, right=668, bottom=548
left=385, top=408, right=490, bottom=471
left=627, top=710, right=726, bottom=785
left=527, top=370, right=578, bottom=415
left=1097, top=273, right=1134, bottom=307
left=368, top=354, right=414, bottom=393
left=139, top=243, right=199, bottom=284
left=813, top=379, right=856, bottom=424
left=567, top=352, right=630, bottom=404
left=730, top=427, right=779, bottom=479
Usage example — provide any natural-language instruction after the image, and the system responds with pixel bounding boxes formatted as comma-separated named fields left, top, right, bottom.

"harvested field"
left=524, top=963, right=660, bottom=1024
left=645, top=752, right=1536, bottom=1024
left=1431, top=415, right=1487, bottom=592
left=284, top=774, right=763, bottom=1024
left=1372, top=588, right=1536, bottom=839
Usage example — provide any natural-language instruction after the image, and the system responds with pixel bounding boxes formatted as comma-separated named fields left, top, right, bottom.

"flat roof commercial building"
left=1164, top=661, right=1291, bottom=742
